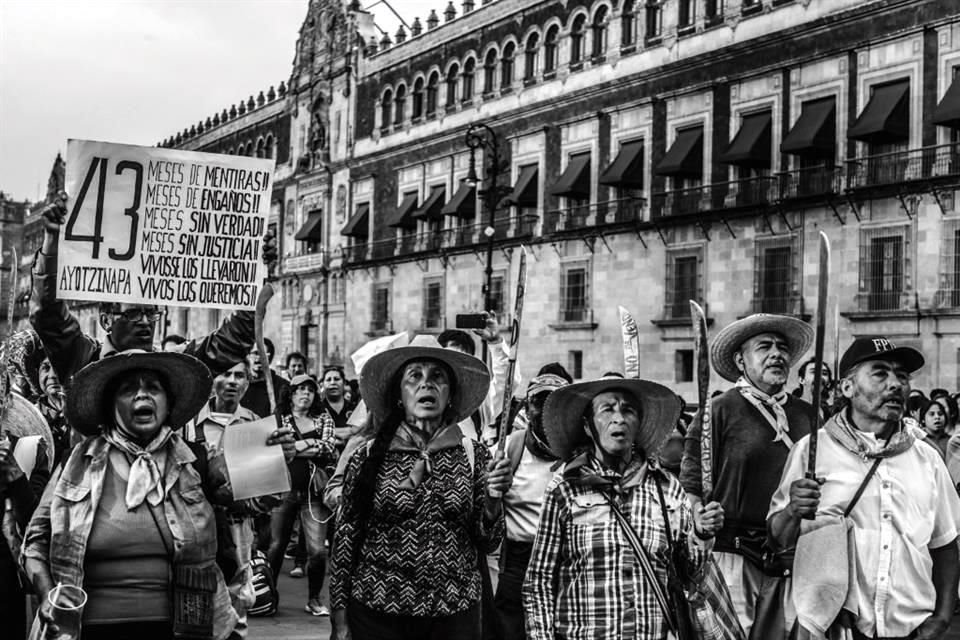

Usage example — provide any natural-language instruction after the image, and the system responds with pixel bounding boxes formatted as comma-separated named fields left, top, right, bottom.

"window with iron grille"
left=665, top=247, right=703, bottom=319
left=568, top=350, right=583, bottom=380
left=675, top=349, right=694, bottom=383
left=560, top=262, right=590, bottom=322
left=859, top=226, right=910, bottom=312
left=423, top=278, right=444, bottom=329
left=372, top=283, right=391, bottom=331
left=754, top=236, right=798, bottom=314
left=488, top=272, right=506, bottom=319
left=937, top=219, right=960, bottom=308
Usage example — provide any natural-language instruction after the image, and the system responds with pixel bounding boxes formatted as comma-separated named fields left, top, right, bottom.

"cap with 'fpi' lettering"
left=838, top=336, right=925, bottom=378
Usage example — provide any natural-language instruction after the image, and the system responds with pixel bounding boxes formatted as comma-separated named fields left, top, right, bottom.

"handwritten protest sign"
left=59, top=139, right=272, bottom=310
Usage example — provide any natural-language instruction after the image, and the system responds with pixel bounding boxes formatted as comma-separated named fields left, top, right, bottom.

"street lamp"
left=463, top=123, right=508, bottom=316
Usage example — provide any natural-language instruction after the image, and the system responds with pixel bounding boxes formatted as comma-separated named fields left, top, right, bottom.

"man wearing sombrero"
left=680, top=313, right=815, bottom=638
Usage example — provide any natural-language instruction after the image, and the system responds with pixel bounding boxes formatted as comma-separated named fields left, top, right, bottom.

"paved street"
left=249, top=565, right=331, bottom=640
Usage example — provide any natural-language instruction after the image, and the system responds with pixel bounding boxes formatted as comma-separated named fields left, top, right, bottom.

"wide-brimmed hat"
left=543, top=377, right=681, bottom=460
left=4, top=391, right=55, bottom=471
left=66, top=350, right=212, bottom=436
left=359, top=345, right=491, bottom=424
left=838, top=336, right=925, bottom=378
left=710, top=314, right=815, bottom=382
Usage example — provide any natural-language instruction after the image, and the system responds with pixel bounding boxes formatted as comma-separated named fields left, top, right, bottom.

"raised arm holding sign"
left=30, top=139, right=278, bottom=385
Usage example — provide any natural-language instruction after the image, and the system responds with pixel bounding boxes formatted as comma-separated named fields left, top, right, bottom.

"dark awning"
left=933, top=76, right=960, bottom=129
left=413, top=186, right=446, bottom=221
left=550, top=153, right=591, bottom=198
left=502, top=165, right=539, bottom=207
left=387, top=193, right=419, bottom=229
left=655, top=127, right=703, bottom=177
left=599, top=139, right=645, bottom=188
left=340, top=203, right=369, bottom=238
left=848, top=80, right=909, bottom=143
left=294, top=210, right=323, bottom=241
left=781, top=98, right=836, bottom=155
left=441, top=183, right=476, bottom=218
left=720, top=111, right=772, bottom=167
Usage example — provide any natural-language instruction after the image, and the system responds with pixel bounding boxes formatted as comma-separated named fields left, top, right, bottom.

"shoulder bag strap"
left=599, top=490, right=679, bottom=636
left=843, top=457, right=883, bottom=518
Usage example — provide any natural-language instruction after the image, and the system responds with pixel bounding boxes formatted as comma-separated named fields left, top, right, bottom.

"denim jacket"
left=22, top=433, right=240, bottom=639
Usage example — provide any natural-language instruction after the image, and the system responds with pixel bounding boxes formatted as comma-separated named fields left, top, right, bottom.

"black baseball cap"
left=838, top=336, right=925, bottom=378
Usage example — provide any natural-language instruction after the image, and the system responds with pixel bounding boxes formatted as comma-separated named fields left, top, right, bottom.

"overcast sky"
left=0, top=0, right=437, bottom=202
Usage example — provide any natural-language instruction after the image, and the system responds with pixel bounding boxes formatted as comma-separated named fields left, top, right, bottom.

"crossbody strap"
left=843, top=457, right=883, bottom=518
left=599, top=490, right=678, bottom=635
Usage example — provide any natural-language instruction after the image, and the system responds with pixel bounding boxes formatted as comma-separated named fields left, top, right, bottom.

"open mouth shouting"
left=132, top=400, right=157, bottom=424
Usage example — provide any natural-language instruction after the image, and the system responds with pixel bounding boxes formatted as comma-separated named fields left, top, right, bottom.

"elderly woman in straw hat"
left=328, top=343, right=512, bottom=640
left=21, top=350, right=294, bottom=640
left=522, top=376, right=725, bottom=640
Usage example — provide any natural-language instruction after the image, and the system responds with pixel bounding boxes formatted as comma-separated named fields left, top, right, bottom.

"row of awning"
left=306, top=77, right=960, bottom=241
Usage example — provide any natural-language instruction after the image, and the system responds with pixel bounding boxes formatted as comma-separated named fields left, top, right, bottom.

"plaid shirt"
left=522, top=455, right=711, bottom=640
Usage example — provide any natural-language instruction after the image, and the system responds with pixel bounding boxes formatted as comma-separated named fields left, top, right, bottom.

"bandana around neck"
left=390, top=422, right=464, bottom=489
left=736, top=377, right=793, bottom=448
left=103, top=423, right=175, bottom=510
left=824, top=409, right=916, bottom=460
left=564, top=451, right=649, bottom=495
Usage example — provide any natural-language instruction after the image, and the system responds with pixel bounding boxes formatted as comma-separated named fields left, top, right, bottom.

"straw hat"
left=358, top=345, right=491, bottom=424
left=65, top=350, right=212, bottom=436
left=543, top=377, right=681, bottom=460
left=3, top=391, right=54, bottom=471
left=710, top=314, right=814, bottom=382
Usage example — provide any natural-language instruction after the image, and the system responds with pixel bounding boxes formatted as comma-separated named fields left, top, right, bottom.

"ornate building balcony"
left=845, top=142, right=960, bottom=191
left=542, top=197, right=645, bottom=235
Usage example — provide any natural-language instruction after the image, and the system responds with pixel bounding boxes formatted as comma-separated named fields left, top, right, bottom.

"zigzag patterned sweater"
left=329, top=439, right=504, bottom=616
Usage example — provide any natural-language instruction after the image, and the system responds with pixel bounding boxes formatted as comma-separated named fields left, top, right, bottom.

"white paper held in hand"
left=222, top=416, right=291, bottom=500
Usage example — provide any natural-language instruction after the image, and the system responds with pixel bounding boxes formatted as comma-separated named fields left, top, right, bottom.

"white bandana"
left=735, top=377, right=794, bottom=449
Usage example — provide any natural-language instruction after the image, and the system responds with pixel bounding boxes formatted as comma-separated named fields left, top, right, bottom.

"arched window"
left=446, top=64, right=459, bottom=107
left=570, top=14, right=586, bottom=65
left=412, top=77, right=425, bottom=120
left=524, top=33, right=539, bottom=81
left=483, top=49, right=498, bottom=94
left=462, top=58, right=476, bottom=102
left=426, top=71, right=439, bottom=117
left=256, top=138, right=265, bottom=158
left=394, top=84, right=407, bottom=124
left=544, top=26, right=559, bottom=74
left=591, top=7, right=608, bottom=58
left=621, top=0, right=636, bottom=47
left=381, top=88, right=393, bottom=129
left=265, top=135, right=274, bottom=159
left=246, top=142, right=254, bottom=156
left=501, top=42, right=515, bottom=89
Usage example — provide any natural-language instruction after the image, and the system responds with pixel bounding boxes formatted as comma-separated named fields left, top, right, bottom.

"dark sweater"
left=680, top=387, right=814, bottom=533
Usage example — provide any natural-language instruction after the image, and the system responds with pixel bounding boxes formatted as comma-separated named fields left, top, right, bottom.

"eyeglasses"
left=114, top=308, right=162, bottom=323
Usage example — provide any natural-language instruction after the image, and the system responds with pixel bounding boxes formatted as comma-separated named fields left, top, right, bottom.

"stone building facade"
left=161, top=0, right=960, bottom=396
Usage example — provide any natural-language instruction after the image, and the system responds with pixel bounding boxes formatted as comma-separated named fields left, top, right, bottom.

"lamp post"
left=464, top=123, right=507, bottom=315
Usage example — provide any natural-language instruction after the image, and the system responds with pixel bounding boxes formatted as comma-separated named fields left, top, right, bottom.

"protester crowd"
left=2, top=191, right=960, bottom=640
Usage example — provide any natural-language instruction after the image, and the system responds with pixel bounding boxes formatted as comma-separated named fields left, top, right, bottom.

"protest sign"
left=59, top=139, right=273, bottom=310
left=222, top=416, right=291, bottom=500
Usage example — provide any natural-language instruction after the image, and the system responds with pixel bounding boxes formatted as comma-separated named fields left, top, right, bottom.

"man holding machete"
left=680, top=313, right=815, bottom=638
left=768, top=337, right=960, bottom=640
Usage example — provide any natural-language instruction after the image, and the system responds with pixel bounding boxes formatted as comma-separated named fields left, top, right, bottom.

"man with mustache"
left=680, top=313, right=815, bottom=638
left=30, top=193, right=272, bottom=386
left=769, top=337, right=960, bottom=640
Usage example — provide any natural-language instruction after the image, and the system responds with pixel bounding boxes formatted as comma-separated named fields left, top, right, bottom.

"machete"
left=618, top=306, right=640, bottom=380
left=805, top=231, right=831, bottom=497
left=6, top=247, right=16, bottom=340
left=690, top=300, right=713, bottom=503
left=494, top=246, right=527, bottom=458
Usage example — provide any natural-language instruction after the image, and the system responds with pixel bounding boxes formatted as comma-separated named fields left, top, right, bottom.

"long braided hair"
left=346, top=358, right=459, bottom=555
